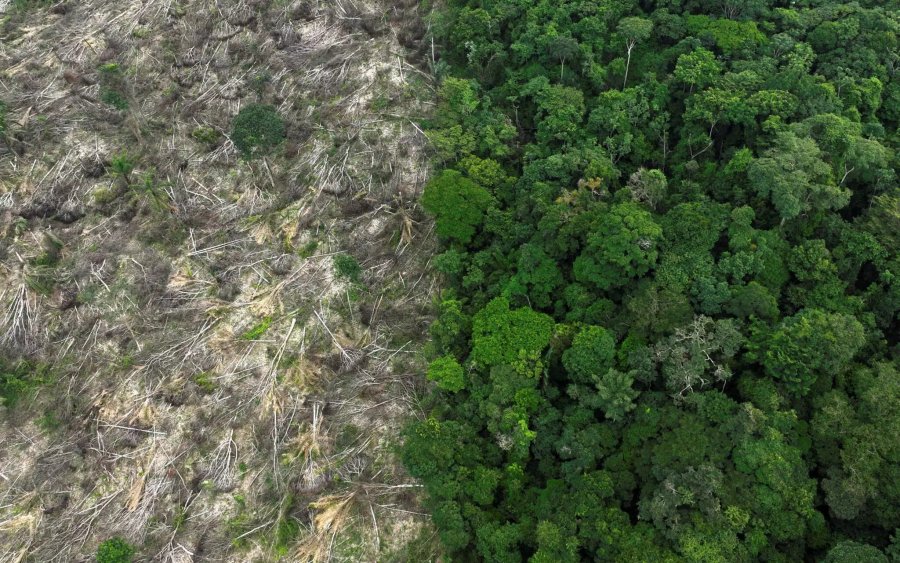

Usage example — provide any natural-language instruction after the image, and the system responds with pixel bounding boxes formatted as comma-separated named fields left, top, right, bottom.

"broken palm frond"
left=295, top=491, right=357, bottom=563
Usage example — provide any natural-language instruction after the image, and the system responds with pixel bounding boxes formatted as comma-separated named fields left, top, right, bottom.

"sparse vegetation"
left=0, top=100, right=7, bottom=136
left=240, top=317, right=272, bottom=340
left=333, top=253, right=362, bottom=283
left=0, top=0, right=433, bottom=560
left=98, top=63, right=129, bottom=110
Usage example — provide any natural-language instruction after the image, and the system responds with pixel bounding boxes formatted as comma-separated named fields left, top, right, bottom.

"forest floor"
left=0, top=0, right=440, bottom=560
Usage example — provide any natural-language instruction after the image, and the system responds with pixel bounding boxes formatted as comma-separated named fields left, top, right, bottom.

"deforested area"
left=0, top=0, right=441, bottom=560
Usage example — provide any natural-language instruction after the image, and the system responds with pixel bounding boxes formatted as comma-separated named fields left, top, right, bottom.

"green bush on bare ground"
left=230, top=104, right=285, bottom=160
left=96, top=537, right=135, bottom=563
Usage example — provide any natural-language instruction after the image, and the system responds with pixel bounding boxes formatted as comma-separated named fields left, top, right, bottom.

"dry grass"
left=0, top=0, right=438, bottom=559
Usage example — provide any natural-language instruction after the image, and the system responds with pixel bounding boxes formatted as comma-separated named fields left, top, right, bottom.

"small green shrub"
left=172, top=507, right=188, bottom=531
left=38, top=411, right=60, bottom=431
left=96, top=537, right=134, bottom=563
left=108, top=152, right=136, bottom=183
left=25, top=264, right=56, bottom=295
left=333, top=253, right=361, bottom=283
left=100, top=88, right=129, bottom=110
left=0, top=100, right=7, bottom=136
left=0, top=360, right=45, bottom=408
left=250, top=71, right=272, bottom=94
left=98, top=63, right=121, bottom=75
left=191, top=126, right=221, bottom=146
left=298, top=240, right=319, bottom=258
left=13, top=217, right=27, bottom=237
left=98, top=63, right=128, bottom=110
left=231, top=104, right=285, bottom=159
left=93, top=188, right=118, bottom=205
left=194, top=371, right=216, bottom=392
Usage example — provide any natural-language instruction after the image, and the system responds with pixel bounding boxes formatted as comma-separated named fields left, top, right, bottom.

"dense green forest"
left=403, top=0, right=900, bottom=561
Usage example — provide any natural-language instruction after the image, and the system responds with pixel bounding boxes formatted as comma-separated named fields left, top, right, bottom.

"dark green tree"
left=421, top=170, right=494, bottom=245
left=759, top=309, right=865, bottom=395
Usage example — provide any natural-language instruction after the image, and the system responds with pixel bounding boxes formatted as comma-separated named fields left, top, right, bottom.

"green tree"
left=421, top=170, right=494, bottom=244
left=590, top=368, right=640, bottom=421
left=760, top=309, right=865, bottom=395
left=534, top=84, right=586, bottom=146
left=654, top=316, right=744, bottom=400
left=618, top=17, right=653, bottom=88
left=626, top=168, right=667, bottom=210
left=674, top=48, right=721, bottom=93
left=573, top=202, right=662, bottom=291
left=511, top=244, right=563, bottom=309
left=427, top=355, right=466, bottom=392
left=748, top=131, right=849, bottom=222
left=471, top=297, right=554, bottom=368
left=562, top=326, right=616, bottom=384
left=546, top=36, right=580, bottom=82
left=823, top=541, right=888, bottom=563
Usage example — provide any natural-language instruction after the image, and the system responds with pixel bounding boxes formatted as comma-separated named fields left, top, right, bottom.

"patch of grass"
left=101, top=88, right=129, bottom=110
left=193, top=371, right=216, bottom=393
left=273, top=495, right=300, bottom=556
left=241, top=316, right=273, bottom=340
left=298, top=240, right=319, bottom=258
left=334, top=423, right=361, bottom=452
left=227, top=496, right=254, bottom=548
left=38, top=411, right=60, bottom=432
left=370, top=93, right=392, bottom=112
left=333, top=253, right=361, bottom=283
left=77, top=284, right=99, bottom=304
left=11, top=0, right=53, bottom=13
left=93, top=187, right=119, bottom=205
left=25, top=264, right=56, bottom=295
left=383, top=523, right=442, bottom=562
left=331, top=526, right=367, bottom=560
left=31, top=232, right=63, bottom=267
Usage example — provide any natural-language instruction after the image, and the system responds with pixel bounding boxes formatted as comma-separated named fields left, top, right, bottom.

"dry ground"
left=0, top=0, right=440, bottom=560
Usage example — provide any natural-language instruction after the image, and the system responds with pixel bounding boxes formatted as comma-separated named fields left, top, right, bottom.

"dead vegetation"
left=0, top=0, right=439, bottom=560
